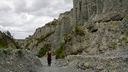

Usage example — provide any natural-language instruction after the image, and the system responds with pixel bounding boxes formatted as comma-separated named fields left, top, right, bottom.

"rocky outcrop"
left=0, top=49, right=42, bottom=72
left=64, top=0, right=128, bottom=56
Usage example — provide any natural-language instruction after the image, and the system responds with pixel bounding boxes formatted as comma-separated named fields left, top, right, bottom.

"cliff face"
left=64, top=0, right=128, bottom=56
left=17, top=22, right=56, bottom=54
left=18, top=0, right=128, bottom=56
left=18, top=9, right=76, bottom=54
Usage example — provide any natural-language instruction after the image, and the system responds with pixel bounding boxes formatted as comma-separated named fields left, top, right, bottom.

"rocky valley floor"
left=39, top=56, right=84, bottom=72
left=0, top=48, right=128, bottom=72
left=39, top=49, right=128, bottom=72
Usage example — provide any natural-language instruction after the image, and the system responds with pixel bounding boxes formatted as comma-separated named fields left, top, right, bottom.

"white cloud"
left=0, top=0, right=73, bottom=39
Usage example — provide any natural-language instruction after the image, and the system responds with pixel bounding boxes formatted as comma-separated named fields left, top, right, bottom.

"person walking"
left=47, top=51, right=52, bottom=66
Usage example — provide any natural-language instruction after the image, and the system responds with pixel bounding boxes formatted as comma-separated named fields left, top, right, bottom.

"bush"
left=54, top=42, right=64, bottom=59
left=37, top=44, right=51, bottom=58
left=75, top=26, right=81, bottom=32
left=75, top=26, right=84, bottom=35
left=51, top=21, right=55, bottom=25
left=3, top=50, right=7, bottom=54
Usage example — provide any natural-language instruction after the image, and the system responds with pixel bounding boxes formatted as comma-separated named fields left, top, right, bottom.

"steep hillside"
left=0, top=31, right=20, bottom=49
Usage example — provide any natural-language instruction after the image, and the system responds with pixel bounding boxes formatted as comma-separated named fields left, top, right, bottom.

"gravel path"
left=39, top=56, right=84, bottom=72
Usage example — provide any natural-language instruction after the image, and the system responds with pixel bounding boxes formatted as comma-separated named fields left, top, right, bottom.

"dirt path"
left=39, top=56, right=84, bottom=72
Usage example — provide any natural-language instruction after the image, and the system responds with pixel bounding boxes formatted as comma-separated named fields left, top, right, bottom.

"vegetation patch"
left=51, top=21, right=56, bottom=25
left=3, top=49, right=8, bottom=54
left=53, top=42, right=64, bottom=59
left=75, top=26, right=84, bottom=35
left=125, top=41, right=128, bottom=43
left=125, top=32, right=128, bottom=37
left=37, top=44, right=51, bottom=58
left=36, top=31, right=55, bottom=46
left=0, top=32, right=8, bottom=48
left=119, top=36, right=127, bottom=42
left=0, top=44, right=5, bottom=51
left=75, top=26, right=81, bottom=32
left=109, top=43, right=117, bottom=49
left=125, top=15, right=128, bottom=17
left=0, top=31, right=21, bottom=49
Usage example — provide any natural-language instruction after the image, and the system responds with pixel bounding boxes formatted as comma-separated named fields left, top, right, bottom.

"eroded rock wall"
left=64, top=0, right=128, bottom=56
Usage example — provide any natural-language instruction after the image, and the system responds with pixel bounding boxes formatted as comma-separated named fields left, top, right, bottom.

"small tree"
left=5, top=31, right=13, bottom=38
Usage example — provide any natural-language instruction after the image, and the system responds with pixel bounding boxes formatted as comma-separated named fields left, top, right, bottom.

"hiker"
left=47, top=51, right=52, bottom=66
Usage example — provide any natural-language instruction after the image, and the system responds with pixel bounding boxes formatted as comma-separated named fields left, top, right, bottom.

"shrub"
left=51, top=21, right=55, bottom=25
left=54, top=42, right=64, bottom=59
left=75, top=26, right=81, bottom=32
left=37, top=44, right=51, bottom=58
left=75, top=26, right=84, bottom=35
left=3, top=49, right=7, bottom=54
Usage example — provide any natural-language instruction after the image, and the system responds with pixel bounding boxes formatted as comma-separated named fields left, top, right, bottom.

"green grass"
left=37, top=44, right=51, bottom=58
left=36, top=31, right=55, bottom=46
left=53, top=42, right=64, bottom=59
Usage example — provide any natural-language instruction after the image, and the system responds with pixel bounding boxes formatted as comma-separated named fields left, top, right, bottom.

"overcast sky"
left=0, top=0, right=73, bottom=39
